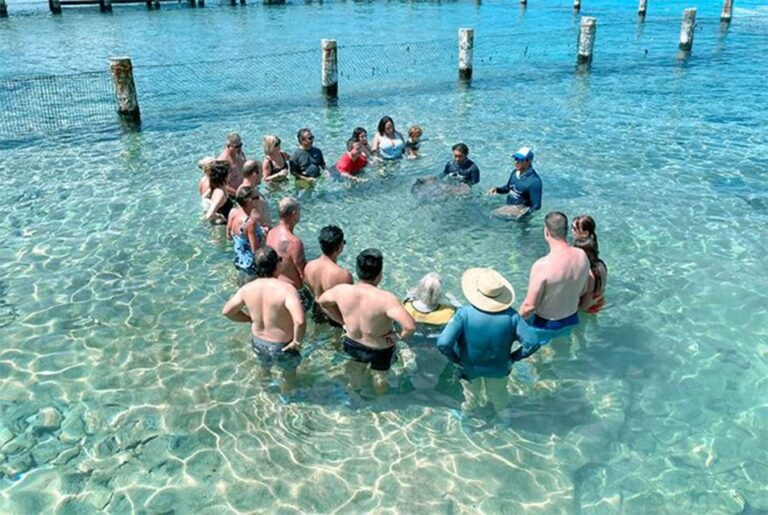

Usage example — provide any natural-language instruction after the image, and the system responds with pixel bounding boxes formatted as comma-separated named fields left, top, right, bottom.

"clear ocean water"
left=1, top=0, right=768, bottom=512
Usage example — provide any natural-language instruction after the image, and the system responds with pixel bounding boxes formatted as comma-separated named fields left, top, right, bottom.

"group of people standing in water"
left=197, top=116, right=607, bottom=412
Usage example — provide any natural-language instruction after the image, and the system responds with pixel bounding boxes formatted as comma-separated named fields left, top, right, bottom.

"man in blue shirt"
left=442, top=143, right=480, bottom=185
left=488, top=146, right=542, bottom=217
left=437, top=268, right=539, bottom=413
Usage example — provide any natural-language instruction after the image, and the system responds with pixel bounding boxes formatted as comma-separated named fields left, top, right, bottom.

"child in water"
left=405, top=126, right=424, bottom=159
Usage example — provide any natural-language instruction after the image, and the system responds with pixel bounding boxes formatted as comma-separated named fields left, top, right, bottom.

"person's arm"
left=496, top=174, right=512, bottom=194
left=519, top=263, right=544, bottom=319
left=292, top=240, right=307, bottom=282
left=436, top=310, right=463, bottom=364
left=289, top=150, right=307, bottom=177
left=245, top=213, right=262, bottom=252
left=281, top=290, right=306, bottom=352
left=222, top=289, right=251, bottom=323
left=316, top=149, right=326, bottom=170
left=261, top=159, right=273, bottom=179
left=371, top=133, right=381, bottom=153
left=443, top=162, right=452, bottom=176
left=317, top=288, right=344, bottom=325
left=510, top=314, right=541, bottom=362
left=386, top=300, right=416, bottom=341
left=204, top=189, right=226, bottom=221
left=528, top=176, right=542, bottom=213
left=470, top=163, right=480, bottom=185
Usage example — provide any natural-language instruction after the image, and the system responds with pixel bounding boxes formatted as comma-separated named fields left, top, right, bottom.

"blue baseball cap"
left=513, top=146, right=534, bottom=161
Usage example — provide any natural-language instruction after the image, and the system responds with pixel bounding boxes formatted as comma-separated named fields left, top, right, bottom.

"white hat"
left=513, top=146, right=534, bottom=161
left=461, top=268, right=516, bottom=313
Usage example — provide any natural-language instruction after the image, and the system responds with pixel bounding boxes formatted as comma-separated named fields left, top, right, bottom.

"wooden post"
left=50, top=0, right=62, bottom=14
left=100, top=0, right=112, bottom=12
left=638, top=0, right=647, bottom=16
left=263, top=0, right=285, bottom=4
left=145, top=0, right=152, bottom=8
left=0, top=0, right=8, bottom=18
left=679, top=8, right=696, bottom=52
left=721, top=0, right=733, bottom=22
left=198, top=0, right=204, bottom=6
left=188, top=0, right=196, bottom=7
left=152, top=0, right=160, bottom=8
left=577, top=16, right=597, bottom=64
left=458, top=28, right=474, bottom=81
left=240, top=0, right=246, bottom=4
left=520, top=0, right=526, bottom=5
left=573, top=0, right=581, bottom=12
left=321, top=39, right=338, bottom=98
left=109, top=57, right=141, bottom=129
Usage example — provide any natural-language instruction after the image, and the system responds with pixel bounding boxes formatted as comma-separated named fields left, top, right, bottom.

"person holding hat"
left=436, top=268, right=539, bottom=413
left=488, top=146, right=542, bottom=218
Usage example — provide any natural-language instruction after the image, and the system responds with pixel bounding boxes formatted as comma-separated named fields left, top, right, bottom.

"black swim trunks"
left=298, top=286, right=314, bottom=313
left=343, top=336, right=395, bottom=371
left=251, top=336, right=301, bottom=370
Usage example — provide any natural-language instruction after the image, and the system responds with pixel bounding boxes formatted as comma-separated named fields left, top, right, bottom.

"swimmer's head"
left=513, top=146, right=534, bottom=162
left=347, top=139, right=363, bottom=158
left=263, top=135, right=281, bottom=155
left=198, top=156, right=216, bottom=172
left=242, top=160, right=261, bottom=180
left=411, top=272, right=443, bottom=310
left=452, top=143, right=469, bottom=162
left=408, top=125, right=423, bottom=141
left=356, top=248, right=383, bottom=283
left=544, top=211, right=568, bottom=241
left=278, top=197, right=300, bottom=222
left=319, top=225, right=345, bottom=257
left=226, top=132, right=243, bottom=150
left=572, top=214, right=598, bottom=249
left=235, top=186, right=258, bottom=208
left=207, top=160, right=231, bottom=189
left=253, top=246, right=281, bottom=279
left=352, top=127, right=368, bottom=143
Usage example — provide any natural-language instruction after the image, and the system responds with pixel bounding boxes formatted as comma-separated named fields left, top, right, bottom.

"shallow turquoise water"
left=2, top=1, right=768, bottom=513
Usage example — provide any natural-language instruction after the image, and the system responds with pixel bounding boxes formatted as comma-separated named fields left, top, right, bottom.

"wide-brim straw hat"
left=461, top=268, right=516, bottom=313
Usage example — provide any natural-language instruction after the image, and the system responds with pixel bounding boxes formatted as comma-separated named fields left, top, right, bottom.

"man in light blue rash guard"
left=437, top=268, right=539, bottom=413
left=488, top=146, right=542, bottom=216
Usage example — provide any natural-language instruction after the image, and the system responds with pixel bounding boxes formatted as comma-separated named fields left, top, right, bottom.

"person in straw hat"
left=437, top=267, right=539, bottom=413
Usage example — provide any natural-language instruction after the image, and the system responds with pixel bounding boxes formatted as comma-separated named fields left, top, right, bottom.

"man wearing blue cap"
left=488, top=146, right=542, bottom=217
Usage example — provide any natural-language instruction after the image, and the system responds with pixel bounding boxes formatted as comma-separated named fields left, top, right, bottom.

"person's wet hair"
left=352, top=127, right=367, bottom=141
left=452, top=143, right=469, bottom=156
left=263, top=135, right=281, bottom=155
left=242, top=160, right=260, bottom=178
left=278, top=197, right=300, bottom=219
left=319, top=225, right=345, bottom=256
left=226, top=132, right=242, bottom=148
left=356, top=248, right=383, bottom=281
left=377, top=116, right=395, bottom=136
left=409, top=126, right=423, bottom=139
left=208, top=160, right=231, bottom=190
left=545, top=211, right=568, bottom=240
left=297, top=128, right=312, bottom=144
left=235, top=186, right=256, bottom=208
left=573, top=214, right=598, bottom=250
left=573, top=238, right=605, bottom=292
left=253, top=246, right=281, bottom=278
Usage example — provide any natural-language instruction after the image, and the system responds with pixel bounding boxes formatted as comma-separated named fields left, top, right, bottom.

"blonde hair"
left=263, top=135, right=281, bottom=156
left=408, top=126, right=423, bottom=139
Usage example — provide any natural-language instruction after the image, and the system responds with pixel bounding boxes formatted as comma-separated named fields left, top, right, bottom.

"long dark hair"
left=574, top=238, right=606, bottom=293
left=208, top=160, right=230, bottom=190
left=573, top=214, right=598, bottom=251
left=377, top=116, right=395, bottom=136
left=352, top=127, right=367, bottom=141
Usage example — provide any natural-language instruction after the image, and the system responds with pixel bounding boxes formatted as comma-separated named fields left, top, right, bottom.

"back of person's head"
left=573, top=238, right=605, bottom=291
left=346, top=138, right=358, bottom=152
left=452, top=142, right=469, bottom=155
left=263, top=135, right=280, bottom=155
left=356, top=248, right=383, bottom=281
left=319, top=225, right=345, bottom=256
left=235, top=186, right=256, bottom=208
left=226, top=132, right=242, bottom=147
left=242, top=160, right=260, bottom=179
left=573, top=214, right=598, bottom=248
left=412, top=272, right=443, bottom=309
left=377, top=116, right=395, bottom=135
left=409, top=126, right=423, bottom=139
left=208, top=160, right=231, bottom=189
left=297, top=128, right=311, bottom=144
left=278, top=197, right=300, bottom=220
left=253, top=246, right=280, bottom=279
left=545, top=211, right=568, bottom=241
left=352, top=127, right=367, bottom=140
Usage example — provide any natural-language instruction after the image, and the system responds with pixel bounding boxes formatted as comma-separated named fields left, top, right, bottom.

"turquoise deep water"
left=2, top=0, right=768, bottom=513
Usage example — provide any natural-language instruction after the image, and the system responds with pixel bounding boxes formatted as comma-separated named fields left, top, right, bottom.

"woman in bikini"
left=262, top=135, right=291, bottom=182
left=371, top=116, right=405, bottom=160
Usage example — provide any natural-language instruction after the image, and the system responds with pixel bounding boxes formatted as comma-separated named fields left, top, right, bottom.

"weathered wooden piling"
left=188, top=0, right=196, bottom=8
left=458, top=28, right=474, bottom=81
left=679, top=8, right=696, bottom=51
left=100, top=0, right=112, bottom=12
left=109, top=57, right=141, bottom=128
left=263, top=0, right=285, bottom=4
left=198, top=0, right=204, bottom=6
left=152, top=0, right=160, bottom=8
left=240, top=0, right=246, bottom=5
left=0, top=0, right=8, bottom=18
left=321, top=39, right=338, bottom=98
left=577, top=16, right=597, bottom=64
left=520, top=0, right=526, bottom=5
left=50, top=0, right=62, bottom=14
left=573, top=0, right=581, bottom=12
left=721, top=0, right=733, bottom=22
left=638, top=0, right=647, bottom=16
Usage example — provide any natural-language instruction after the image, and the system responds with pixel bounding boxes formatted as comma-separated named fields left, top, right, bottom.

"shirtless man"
left=218, top=132, right=246, bottom=196
left=266, top=197, right=311, bottom=311
left=304, top=225, right=353, bottom=326
left=221, top=246, right=306, bottom=391
left=519, top=211, right=590, bottom=343
left=317, top=248, right=416, bottom=394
